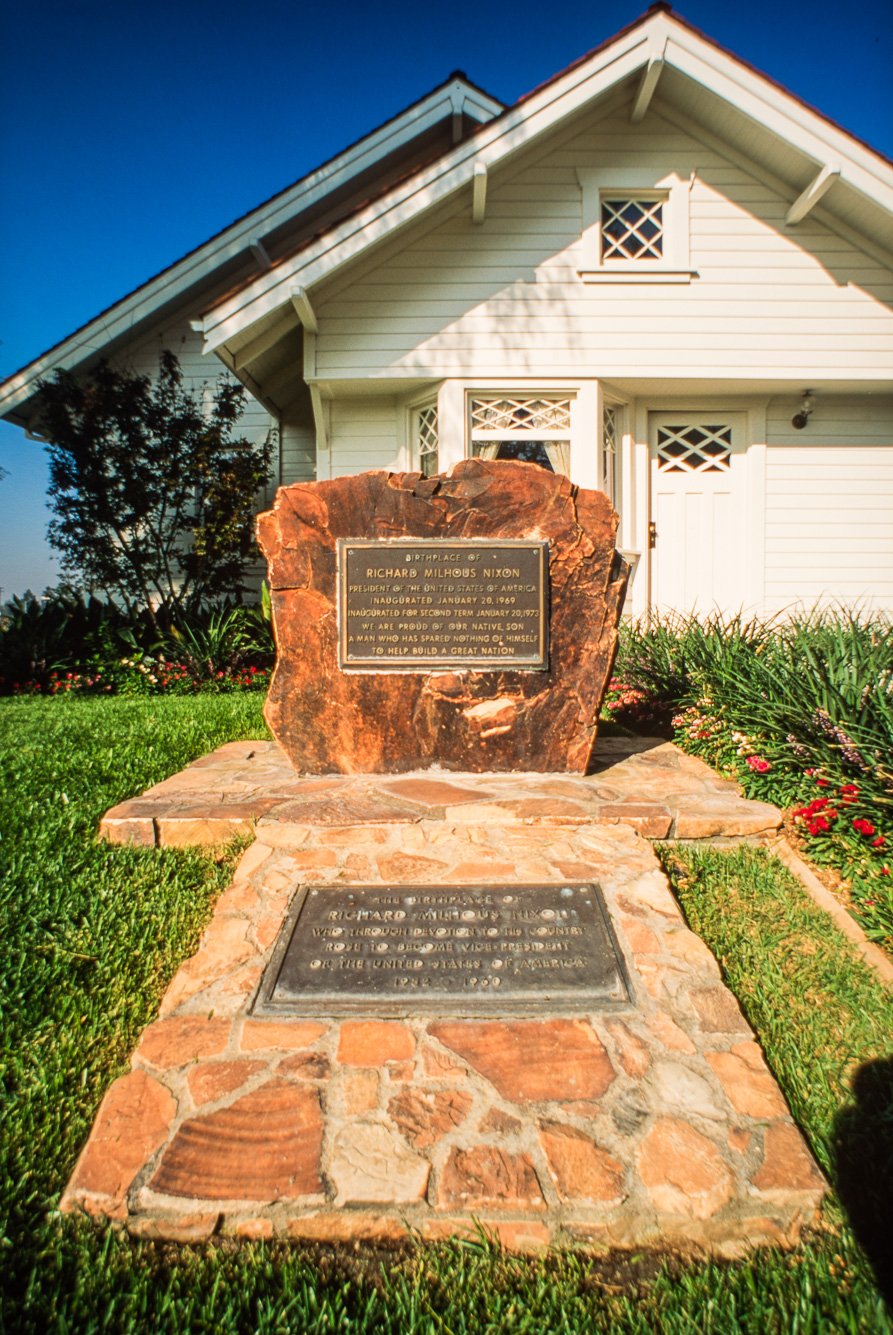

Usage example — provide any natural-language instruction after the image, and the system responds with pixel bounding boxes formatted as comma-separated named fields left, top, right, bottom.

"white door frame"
left=631, top=398, right=768, bottom=619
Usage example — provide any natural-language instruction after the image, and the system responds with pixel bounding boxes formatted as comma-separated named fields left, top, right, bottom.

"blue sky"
left=1, top=0, right=891, bottom=600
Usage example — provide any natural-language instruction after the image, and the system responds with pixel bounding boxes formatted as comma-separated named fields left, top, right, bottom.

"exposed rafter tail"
left=631, top=38, right=667, bottom=124
left=785, top=164, right=842, bottom=225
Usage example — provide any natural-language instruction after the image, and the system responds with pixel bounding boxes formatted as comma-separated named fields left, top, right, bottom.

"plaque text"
left=338, top=539, right=547, bottom=670
left=255, top=884, right=630, bottom=1016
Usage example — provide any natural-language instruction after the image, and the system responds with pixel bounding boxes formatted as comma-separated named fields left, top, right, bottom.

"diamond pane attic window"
left=602, top=199, right=663, bottom=261
left=576, top=169, right=695, bottom=283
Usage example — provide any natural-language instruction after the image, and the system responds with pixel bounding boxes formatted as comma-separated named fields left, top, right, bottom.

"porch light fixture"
left=792, top=391, right=814, bottom=430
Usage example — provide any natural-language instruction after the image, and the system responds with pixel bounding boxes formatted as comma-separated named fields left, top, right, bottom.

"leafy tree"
left=38, top=351, right=273, bottom=627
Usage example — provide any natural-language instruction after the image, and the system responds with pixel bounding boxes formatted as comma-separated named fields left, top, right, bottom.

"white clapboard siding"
left=329, top=399, right=401, bottom=477
left=280, top=420, right=316, bottom=487
left=315, top=105, right=893, bottom=382
left=763, top=398, right=893, bottom=613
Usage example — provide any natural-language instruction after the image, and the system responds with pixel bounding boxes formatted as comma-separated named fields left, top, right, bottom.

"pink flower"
left=746, top=756, right=771, bottom=773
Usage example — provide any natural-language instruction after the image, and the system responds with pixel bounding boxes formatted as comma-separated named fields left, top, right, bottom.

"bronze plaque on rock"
left=254, top=884, right=631, bottom=1017
left=338, top=539, right=548, bottom=670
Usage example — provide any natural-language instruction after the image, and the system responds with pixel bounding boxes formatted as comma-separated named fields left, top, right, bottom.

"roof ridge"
left=515, top=4, right=893, bottom=171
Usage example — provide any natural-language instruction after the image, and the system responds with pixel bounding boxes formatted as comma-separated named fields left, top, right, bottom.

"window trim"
left=600, top=398, right=619, bottom=502
left=576, top=168, right=696, bottom=283
left=415, top=401, right=439, bottom=477
left=403, top=389, right=440, bottom=475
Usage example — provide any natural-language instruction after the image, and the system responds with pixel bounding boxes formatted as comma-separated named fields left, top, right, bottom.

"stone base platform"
left=100, top=736, right=783, bottom=848
left=64, top=756, right=824, bottom=1257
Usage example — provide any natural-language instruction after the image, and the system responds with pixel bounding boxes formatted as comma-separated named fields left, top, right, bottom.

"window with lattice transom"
left=416, top=404, right=439, bottom=477
left=657, top=424, right=732, bottom=473
left=469, top=396, right=571, bottom=475
left=601, top=199, right=663, bottom=261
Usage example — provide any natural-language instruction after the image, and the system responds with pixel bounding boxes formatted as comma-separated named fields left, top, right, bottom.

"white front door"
left=649, top=413, right=748, bottom=614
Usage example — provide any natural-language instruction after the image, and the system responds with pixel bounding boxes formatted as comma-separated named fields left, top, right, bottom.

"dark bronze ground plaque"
left=253, top=884, right=631, bottom=1017
left=338, top=539, right=548, bottom=670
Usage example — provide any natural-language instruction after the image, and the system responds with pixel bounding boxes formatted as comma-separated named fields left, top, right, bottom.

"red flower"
left=871, top=835, right=885, bottom=848
left=853, top=818, right=875, bottom=836
left=816, top=778, right=829, bottom=788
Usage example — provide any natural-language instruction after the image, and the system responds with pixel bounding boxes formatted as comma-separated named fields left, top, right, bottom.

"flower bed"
left=606, top=610, right=893, bottom=952
left=3, top=659, right=272, bottom=696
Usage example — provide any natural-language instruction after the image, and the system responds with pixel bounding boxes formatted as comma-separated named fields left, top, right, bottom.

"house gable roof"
left=191, top=5, right=893, bottom=373
left=0, top=73, right=503, bottom=428
left=3, top=6, right=892, bottom=425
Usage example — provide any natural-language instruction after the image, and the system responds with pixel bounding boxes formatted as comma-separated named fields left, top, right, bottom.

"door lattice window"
left=470, top=397, right=571, bottom=433
left=417, top=404, right=438, bottom=477
left=657, top=424, right=732, bottom=473
left=601, top=199, right=663, bottom=261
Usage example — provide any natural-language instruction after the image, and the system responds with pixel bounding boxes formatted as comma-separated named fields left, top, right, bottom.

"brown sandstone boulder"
left=257, top=459, right=628, bottom=774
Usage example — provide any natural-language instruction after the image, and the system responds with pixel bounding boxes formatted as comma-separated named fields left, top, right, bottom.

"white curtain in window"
left=543, top=441, right=571, bottom=475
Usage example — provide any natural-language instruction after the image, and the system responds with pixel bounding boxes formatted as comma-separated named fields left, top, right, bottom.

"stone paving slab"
left=64, top=797, right=823, bottom=1257
left=99, top=738, right=782, bottom=847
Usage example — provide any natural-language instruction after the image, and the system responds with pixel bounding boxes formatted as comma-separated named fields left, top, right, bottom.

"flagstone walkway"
left=61, top=739, right=826, bottom=1256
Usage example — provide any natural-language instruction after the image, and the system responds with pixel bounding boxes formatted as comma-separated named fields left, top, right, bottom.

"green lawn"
left=1, top=695, right=891, bottom=1333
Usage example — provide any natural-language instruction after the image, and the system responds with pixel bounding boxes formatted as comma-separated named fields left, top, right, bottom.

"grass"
left=658, top=844, right=893, bottom=1303
left=1, top=695, right=892, bottom=1331
left=0, top=695, right=267, bottom=1259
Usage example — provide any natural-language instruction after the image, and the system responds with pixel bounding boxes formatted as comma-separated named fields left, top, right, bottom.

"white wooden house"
left=3, top=4, right=892, bottom=617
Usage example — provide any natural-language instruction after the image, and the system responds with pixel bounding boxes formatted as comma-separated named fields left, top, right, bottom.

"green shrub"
left=0, top=589, right=275, bottom=697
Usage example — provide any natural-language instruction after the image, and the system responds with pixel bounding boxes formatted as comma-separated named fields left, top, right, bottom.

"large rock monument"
left=257, top=459, right=629, bottom=774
